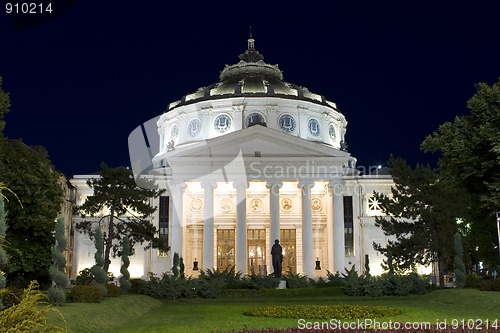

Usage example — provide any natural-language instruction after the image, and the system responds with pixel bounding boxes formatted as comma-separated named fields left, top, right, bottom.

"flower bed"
left=243, top=304, right=401, bottom=320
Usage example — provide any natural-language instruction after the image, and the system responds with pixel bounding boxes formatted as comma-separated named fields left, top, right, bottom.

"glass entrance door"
left=280, top=229, right=296, bottom=274
left=217, top=229, right=235, bottom=271
left=247, top=229, right=266, bottom=276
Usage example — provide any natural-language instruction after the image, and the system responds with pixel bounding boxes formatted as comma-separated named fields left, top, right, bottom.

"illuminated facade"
left=70, top=37, right=402, bottom=279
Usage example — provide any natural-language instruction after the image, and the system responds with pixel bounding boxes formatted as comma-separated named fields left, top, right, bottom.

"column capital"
left=168, top=180, right=187, bottom=189
left=297, top=180, right=315, bottom=189
left=201, top=181, right=217, bottom=189
left=232, top=181, right=249, bottom=189
left=328, top=178, right=345, bottom=189
left=266, top=180, right=283, bottom=189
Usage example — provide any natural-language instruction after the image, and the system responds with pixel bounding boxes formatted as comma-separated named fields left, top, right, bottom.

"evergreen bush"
left=106, top=283, right=121, bottom=297
left=129, top=278, right=145, bottom=294
left=90, top=226, right=107, bottom=296
left=283, top=270, right=310, bottom=289
left=479, top=279, right=500, bottom=291
left=47, top=286, right=66, bottom=306
left=69, top=285, right=105, bottom=303
left=119, top=236, right=131, bottom=294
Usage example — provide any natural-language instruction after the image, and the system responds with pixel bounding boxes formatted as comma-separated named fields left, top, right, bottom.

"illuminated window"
left=344, top=196, right=354, bottom=257
left=367, top=196, right=382, bottom=212
left=158, top=196, right=169, bottom=257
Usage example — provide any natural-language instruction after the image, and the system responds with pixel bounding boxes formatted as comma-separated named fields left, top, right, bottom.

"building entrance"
left=217, top=229, right=235, bottom=271
left=247, top=229, right=266, bottom=275
left=280, top=229, right=296, bottom=274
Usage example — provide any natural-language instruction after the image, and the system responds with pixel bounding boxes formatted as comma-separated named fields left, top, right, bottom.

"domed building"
left=71, top=36, right=399, bottom=279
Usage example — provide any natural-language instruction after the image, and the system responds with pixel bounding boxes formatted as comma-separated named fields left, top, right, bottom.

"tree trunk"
left=103, top=212, right=114, bottom=272
left=437, top=252, right=445, bottom=288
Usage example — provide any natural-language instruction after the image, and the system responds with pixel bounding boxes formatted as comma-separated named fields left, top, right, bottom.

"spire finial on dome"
left=248, top=27, right=255, bottom=50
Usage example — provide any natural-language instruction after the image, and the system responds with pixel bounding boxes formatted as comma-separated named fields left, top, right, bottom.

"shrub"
left=47, top=286, right=66, bottom=306
left=326, top=270, right=345, bottom=286
left=247, top=274, right=280, bottom=289
left=342, top=266, right=364, bottom=296
left=142, top=273, right=183, bottom=300
left=362, top=276, right=384, bottom=297
left=199, top=267, right=241, bottom=286
left=69, top=284, right=105, bottom=303
left=106, top=283, right=121, bottom=297
left=465, top=274, right=483, bottom=289
left=0, top=281, right=67, bottom=332
left=129, top=278, right=145, bottom=294
left=283, top=270, right=310, bottom=289
left=0, top=285, right=23, bottom=309
left=197, top=278, right=225, bottom=298
left=479, top=278, right=500, bottom=291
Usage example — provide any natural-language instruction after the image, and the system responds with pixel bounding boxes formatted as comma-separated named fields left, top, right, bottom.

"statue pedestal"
left=277, top=280, right=287, bottom=289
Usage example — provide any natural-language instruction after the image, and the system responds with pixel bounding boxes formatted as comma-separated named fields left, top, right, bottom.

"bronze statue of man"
left=271, top=239, right=283, bottom=278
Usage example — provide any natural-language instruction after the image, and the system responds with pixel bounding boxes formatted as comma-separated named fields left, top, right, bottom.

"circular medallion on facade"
left=311, top=198, right=322, bottom=211
left=281, top=198, right=293, bottom=212
left=278, top=114, right=296, bottom=133
left=191, top=198, right=203, bottom=212
left=188, top=118, right=202, bottom=137
left=245, top=112, right=266, bottom=127
left=213, top=114, right=232, bottom=133
left=308, top=118, right=320, bottom=137
left=328, top=123, right=336, bottom=140
left=220, top=198, right=233, bottom=212
left=250, top=198, right=263, bottom=212
left=170, top=123, right=179, bottom=139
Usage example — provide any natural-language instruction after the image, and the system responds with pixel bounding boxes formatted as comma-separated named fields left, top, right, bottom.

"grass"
left=55, top=289, right=500, bottom=333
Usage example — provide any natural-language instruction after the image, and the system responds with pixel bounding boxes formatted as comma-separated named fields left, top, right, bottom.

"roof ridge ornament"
left=248, top=26, right=255, bottom=50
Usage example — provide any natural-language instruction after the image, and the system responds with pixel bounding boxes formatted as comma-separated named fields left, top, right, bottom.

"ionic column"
left=233, top=181, right=248, bottom=275
left=169, top=181, right=186, bottom=268
left=201, top=181, right=217, bottom=271
left=266, top=181, right=283, bottom=246
left=329, top=179, right=345, bottom=273
left=298, top=180, right=315, bottom=277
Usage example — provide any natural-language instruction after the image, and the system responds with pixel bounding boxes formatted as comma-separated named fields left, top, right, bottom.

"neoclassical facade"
left=70, top=37, right=401, bottom=280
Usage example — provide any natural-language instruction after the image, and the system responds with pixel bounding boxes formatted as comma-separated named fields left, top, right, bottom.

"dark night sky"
left=1, top=1, right=500, bottom=177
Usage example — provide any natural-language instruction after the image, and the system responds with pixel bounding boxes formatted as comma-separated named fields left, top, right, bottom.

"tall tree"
left=0, top=139, right=63, bottom=286
left=0, top=78, right=62, bottom=286
left=373, top=156, right=468, bottom=287
left=77, top=163, right=166, bottom=272
left=421, top=78, right=500, bottom=268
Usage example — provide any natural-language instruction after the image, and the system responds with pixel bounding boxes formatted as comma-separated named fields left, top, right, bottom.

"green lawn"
left=54, top=289, right=500, bottom=333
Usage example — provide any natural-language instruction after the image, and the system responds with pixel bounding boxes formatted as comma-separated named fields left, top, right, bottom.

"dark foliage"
left=69, top=285, right=105, bottom=303
left=106, top=283, right=121, bottom=297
